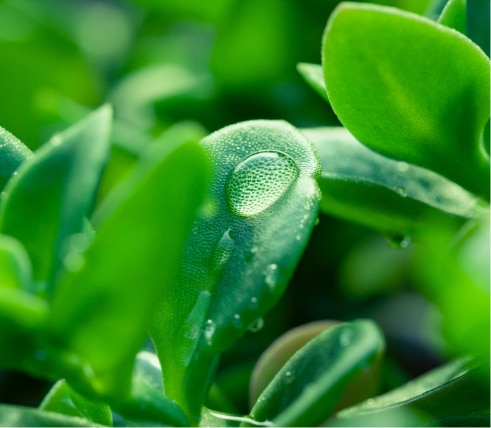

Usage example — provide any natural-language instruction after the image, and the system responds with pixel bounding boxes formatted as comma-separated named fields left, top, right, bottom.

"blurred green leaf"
left=296, top=63, right=329, bottom=103
left=0, top=234, right=31, bottom=291
left=0, top=126, right=31, bottom=191
left=0, top=105, right=112, bottom=290
left=416, top=214, right=490, bottom=370
left=328, top=359, right=489, bottom=426
left=0, top=404, right=97, bottom=427
left=47, top=135, right=210, bottom=400
left=437, top=0, right=465, bottom=33
left=40, top=380, right=112, bottom=426
left=304, top=127, right=481, bottom=241
left=322, top=3, right=490, bottom=199
left=112, top=380, right=188, bottom=427
left=249, top=320, right=385, bottom=427
left=149, top=120, right=321, bottom=423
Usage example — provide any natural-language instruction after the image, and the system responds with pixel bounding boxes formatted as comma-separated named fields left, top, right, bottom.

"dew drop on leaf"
left=211, top=228, right=235, bottom=272
left=232, top=314, right=242, bottom=329
left=265, top=264, right=279, bottom=289
left=248, top=296, right=259, bottom=310
left=248, top=317, right=264, bottom=333
left=385, top=232, right=412, bottom=249
left=226, top=151, right=299, bottom=217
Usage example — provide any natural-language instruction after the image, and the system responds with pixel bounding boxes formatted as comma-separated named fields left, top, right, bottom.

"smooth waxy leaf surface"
left=0, top=126, right=31, bottom=191
left=249, top=320, right=385, bottom=427
left=328, top=358, right=489, bottom=426
left=47, top=136, right=210, bottom=400
left=0, top=404, right=97, bottom=427
left=149, top=120, right=321, bottom=422
left=323, top=3, right=490, bottom=199
left=304, top=127, right=482, bottom=241
left=0, top=105, right=112, bottom=289
left=40, top=380, right=112, bottom=426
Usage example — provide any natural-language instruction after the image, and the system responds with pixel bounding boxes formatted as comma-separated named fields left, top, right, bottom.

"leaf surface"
left=0, top=106, right=112, bottom=288
left=322, top=3, right=490, bottom=199
left=149, top=120, right=321, bottom=422
left=305, top=127, right=482, bottom=240
left=249, top=320, right=385, bottom=427
left=48, top=136, right=210, bottom=400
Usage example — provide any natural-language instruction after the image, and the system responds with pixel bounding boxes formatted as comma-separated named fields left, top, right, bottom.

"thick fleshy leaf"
left=322, top=3, right=490, bottom=199
left=47, top=137, right=210, bottom=400
left=0, top=126, right=32, bottom=191
left=305, top=127, right=482, bottom=241
left=249, top=320, right=385, bottom=427
left=327, top=359, right=489, bottom=426
left=296, top=63, right=328, bottom=103
left=0, top=105, right=112, bottom=288
left=437, top=0, right=466, bottom=33
left=149, top=120, right=321, bottom=423
left=40, top=380, right=112, bottom=426
left=0, top=405, right=98, bottom=427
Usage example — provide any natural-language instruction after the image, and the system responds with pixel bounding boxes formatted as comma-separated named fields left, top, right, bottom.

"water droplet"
left=284, top=370, right=294, bottom=384
left=211, top=229, right=235, bottom=272
left=397, top=162, right=409, bottom=173
left=248, top=317, right=264, bottom=333
left=203, top=319, right=215, bottom=346
left=232, top=314, right=242, bottom=329
left=248, top=296, right=258, bottom=310
left=50, top=135, right=63, bottom=147
left=226, top=151, right=299, bottom=217
left=246, top=246, right=258, bottom=262
left=339, top=329, right=354, bottom=347
left=385, top=233, right=412, bottom=249
left=175, top=290, right=210, bottom=366
left=314, top=217, right=320, bottom=227
left=395, top=186, right=407, bottom=197
left=265, top=264, right=279, bottom=289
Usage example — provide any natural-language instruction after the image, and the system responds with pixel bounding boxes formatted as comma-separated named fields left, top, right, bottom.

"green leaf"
left=149, top=120, right=321, bottom=423
left=0, top=105, right=112, bottom=288
left=0, top=126, right=31, bottom=191
left=0, top=234, right=31, bottom=291
left=322, top=3, right=490, bottom=199
left=0, top=404, right=98, bottom=427
left=437, top=0, right=466, bottom=33
left=296, top=63, right=329, bottom=102
left=112, top=379, right=189, bottom=427
left=305, top=127, right=482, bottom=241
left=249, top=320, right=385, bottom=427
left=47, top=136, right=210, bottom=400
left=328, top=359, right=489, bottom=426
left=40, top=380, right=112, bottom=426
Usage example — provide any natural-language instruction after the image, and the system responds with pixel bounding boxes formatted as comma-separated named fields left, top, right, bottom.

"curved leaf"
left=0, top=105, right=112, bottom=289
left=296, top=63, right=329, bottom=102
left=305, top=127, right=482, bottom=240
left=149, top=120, right=321, bottom=422
left=40, top=380, right=112, bottom=426
left=437, top=0, right=466, bottom=33
left=322, top=3, right=490, bottom=199
left=0, top=234, right=31, bottom=291
left=47, top=137, right=210, bottom=400
left=0, top=126, right=32, bottom=191
left=328, top=359, right=489, bottom=426
left=249, top=320, right=385, bottom=427
left=0, top=404, right=98, bottom=427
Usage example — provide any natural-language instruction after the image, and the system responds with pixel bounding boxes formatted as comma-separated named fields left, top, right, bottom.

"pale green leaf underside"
left=304, top=127, right=482, bottom=240
left=297, top=63, right=329, bottom=102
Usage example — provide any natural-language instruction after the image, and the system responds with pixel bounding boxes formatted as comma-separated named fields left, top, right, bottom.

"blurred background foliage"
left=0, top=0, right=488, bottom=417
